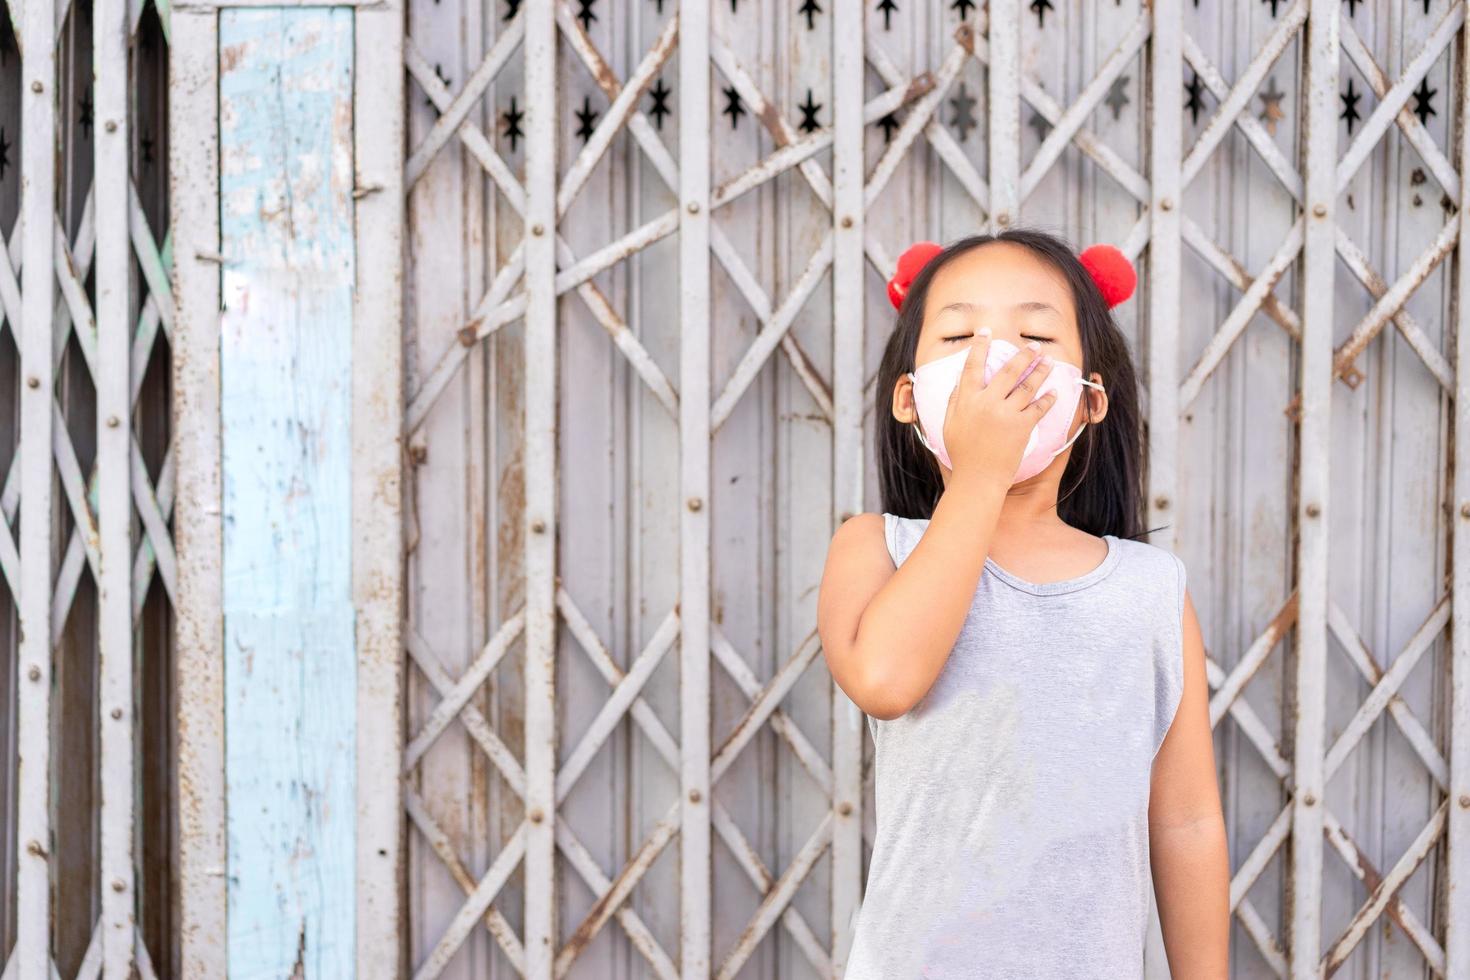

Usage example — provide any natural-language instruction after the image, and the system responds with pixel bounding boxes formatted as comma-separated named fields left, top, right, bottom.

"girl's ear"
left=892, top=375, right=919, bottom=424
left=1083, top=371, right=1110, bottom=425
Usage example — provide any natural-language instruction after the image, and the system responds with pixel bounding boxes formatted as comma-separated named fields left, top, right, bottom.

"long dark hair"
left=875, top=228, right=1147, bottom=540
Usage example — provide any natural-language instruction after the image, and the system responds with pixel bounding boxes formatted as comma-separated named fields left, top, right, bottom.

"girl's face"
left=892, top=241, right=1108, bottom=458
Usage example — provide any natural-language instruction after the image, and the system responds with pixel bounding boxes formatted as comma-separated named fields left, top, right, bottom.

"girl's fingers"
left=1005, top=351, right=1054, bottom=404
left=958, top=325, right=992, bottom=393
left=1026, top=390, right=1059, bottom=415
left=989, top=340, right=1042, bottom=395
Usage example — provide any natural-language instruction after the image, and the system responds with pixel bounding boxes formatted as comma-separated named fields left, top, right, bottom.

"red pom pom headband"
left=886, top=240, right=1137, bottom=312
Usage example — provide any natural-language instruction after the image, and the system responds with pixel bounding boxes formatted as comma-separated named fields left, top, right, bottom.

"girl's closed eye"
left=942, top=333, right=1053, bottom=344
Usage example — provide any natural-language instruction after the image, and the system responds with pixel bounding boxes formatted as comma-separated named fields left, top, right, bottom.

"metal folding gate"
left=4, top=0, right=1470, bottom=977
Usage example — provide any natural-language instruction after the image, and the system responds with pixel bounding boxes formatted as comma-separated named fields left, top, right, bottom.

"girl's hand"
left=942, top=328, right=1057, bottom=484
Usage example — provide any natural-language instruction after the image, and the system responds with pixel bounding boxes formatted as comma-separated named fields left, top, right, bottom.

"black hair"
left=874, top=228, right=1148, bottom=540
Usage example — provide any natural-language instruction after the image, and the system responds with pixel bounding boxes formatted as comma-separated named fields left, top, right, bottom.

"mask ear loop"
left=905, top=371, right=937, bottom=453
left=1048, top=378, right=1105, bottom=459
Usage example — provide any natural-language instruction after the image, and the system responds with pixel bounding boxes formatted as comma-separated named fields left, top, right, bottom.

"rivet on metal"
left=105, top=120, right=118, bottom=132
left=1305, top=502, right=1321, bottom=518
left=1460, top=794, right=1470, bottom=808
left=111, top=707, right=123, bottom=720
left=687, top=201, right=701, bottom=214
left=111, top=878, right=126, bottom=893
left=840, top=216, right=853, bottom=228
left=1154, top=496, right=1169, bottom=511
left=689, top=789, right=702, bottom=803
left=531, top=223, right=545, bottom=236
left=528, top=807, right=544, bottom=823
left=30, top=80, right=42, bottom=93
left=1159, top=198, right=1173, bottom=211
left=531, top=519, right=546, bottom=534
left=1312, top=203, right=1327, bottom=217
left=1302, top=792, right=1316, bottom=806
left=106, top=415, right=120, bottom=428
left=27, top=666, right=40, bottom=682
left=837, top=801, right=853, bottom=816
left=25, top=840, right=44, bottom=858
left=687, top=497, right=703, bottom=512
left=26, top=376, right=40, bottom=389
left=1460, top=502, right=1469, bottom=520
left=995, top=212, right=1011, bottom=227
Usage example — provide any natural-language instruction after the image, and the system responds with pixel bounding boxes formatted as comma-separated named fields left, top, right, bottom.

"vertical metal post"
left=987, top=0, right=1021, bottom=231
left=1146, top=1, right=1181, bottom=551
left=830, top=1, right=865, bottom=971
left=523, top=3, right=559, bottom=977
left=171, top=11, right=228, bottom=977
left=15, top=0, right=56, bottom=973
left=354, top=0, right=407, bottom=972
left=1447, top=6, right=1470, bottom=972
left=679, top=0, right=713, bottom=974
left=1291, top=1, right=1338, bottom=974
left=95, top=0, right=135, bottom=973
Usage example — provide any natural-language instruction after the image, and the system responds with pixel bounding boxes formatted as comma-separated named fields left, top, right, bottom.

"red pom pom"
left=887, top=241, right=944, bottom=310
left=1078, top=244, right=1136, bottom=309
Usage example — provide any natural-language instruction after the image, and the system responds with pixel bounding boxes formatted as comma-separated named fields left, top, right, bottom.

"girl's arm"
left=1149, top=588, right=1230, bottom=978
left=816, top=468, right=1009, bottom=720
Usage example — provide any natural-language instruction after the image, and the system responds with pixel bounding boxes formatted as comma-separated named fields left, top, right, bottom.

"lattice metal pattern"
left=0, top=0, right=174, bottom=974
left=401, top=1, right=1470, bottom=977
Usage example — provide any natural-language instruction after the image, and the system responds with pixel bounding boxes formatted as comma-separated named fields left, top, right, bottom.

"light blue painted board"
left=218, top=11, right=356, bottom=978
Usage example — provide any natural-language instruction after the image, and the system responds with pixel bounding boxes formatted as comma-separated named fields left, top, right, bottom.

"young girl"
left=818, top=230, right=1229, bottom=978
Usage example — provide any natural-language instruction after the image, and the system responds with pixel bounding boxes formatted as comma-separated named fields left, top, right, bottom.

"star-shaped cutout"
left=1412, top=77, right=1436, bottom=127
left=877, top=0, right=898, bottom=30
left=722, top=86, right=746, bottom=129
left=648, top=78, right=672, bottom=130
left=949, top=83, right=977, bottom=142
left=575, top=95, right=599, bottom=144
left=1104, top=76, right=1130, bottom=121
left=1258, top=76, right=1285, bottom=135
left=878, top=113, right=900, bottom=143
left=501, top=96, right=524, bottom=152
left=798, top=0, right=821, bottom=29
left=576, top=0, right=596, bottom=30
left=1340, top=77, right=1362, bottom=134
left=1030, top=0, right=1054, bottom=26
left=798, top=88, right=822, bottom=134
left=1185, top=70, right=1207, bottom=125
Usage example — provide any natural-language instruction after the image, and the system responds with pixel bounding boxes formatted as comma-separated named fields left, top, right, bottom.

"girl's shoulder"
left=1108, top=535, right=1188, bottom=611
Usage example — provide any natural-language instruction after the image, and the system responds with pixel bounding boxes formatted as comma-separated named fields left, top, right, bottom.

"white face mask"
left=906, top=337, right=1104, bottom=482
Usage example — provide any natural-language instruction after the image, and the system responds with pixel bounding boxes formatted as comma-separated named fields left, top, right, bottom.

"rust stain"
left=220, top=42, right=247, bottom=74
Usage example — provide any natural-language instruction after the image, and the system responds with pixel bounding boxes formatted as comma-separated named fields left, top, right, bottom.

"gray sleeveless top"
left=844, top=513, right=1187, bottom=979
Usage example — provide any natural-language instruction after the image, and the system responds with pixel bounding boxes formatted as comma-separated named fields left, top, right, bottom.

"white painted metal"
left=523, top=3, right=559, bottom=979
left=16, top=0, right=56, bottom=973
left=1450, top=5, right=1470, bottom=970
left=679, top=1, right=712, bottom=976
left=830, top=0, right=865, bottom=974
left=171, top=11, right=229, bottom=978
left=95, top=0, right=135, bottom=972
left=355, top=0, right=407, bottom=971
left=1292, top=2, right=1337, bottom=976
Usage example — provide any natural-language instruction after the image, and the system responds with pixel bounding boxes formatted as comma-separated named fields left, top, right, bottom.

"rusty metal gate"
left=397, top=0, right=1470, bottom=977
left=6, top=0, right=1470, bottom=977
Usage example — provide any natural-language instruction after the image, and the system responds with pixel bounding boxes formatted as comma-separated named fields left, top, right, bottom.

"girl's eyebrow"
left=937, top=300, right=1063, bottom=316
